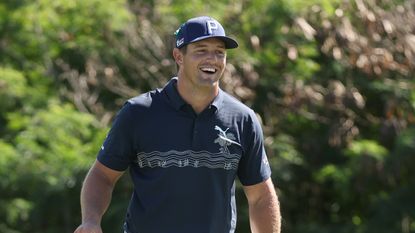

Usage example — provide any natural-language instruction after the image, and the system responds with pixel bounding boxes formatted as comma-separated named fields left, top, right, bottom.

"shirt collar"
left=163, top=77, right=186, bottom=110
left=163, top=77, right=225, bottom=112
left=211, top=88, right=224, bottom=111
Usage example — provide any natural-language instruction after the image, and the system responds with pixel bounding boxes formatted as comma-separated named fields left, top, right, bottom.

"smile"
left=200, top=67, right=217, bottom=74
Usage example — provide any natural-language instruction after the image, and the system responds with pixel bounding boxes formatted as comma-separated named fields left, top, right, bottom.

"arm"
left=243, top=178, right=281, bottom=233
left=74, top=160, right=124, bottom=233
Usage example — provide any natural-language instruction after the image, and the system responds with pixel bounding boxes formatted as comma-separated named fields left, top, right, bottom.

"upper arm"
left=243, top=178, right=281, bottom=233
left=243, top=178, right=277, bottom=205
left=87, top=160, right=125, bottom=187
left=238, top=111, right=271, bottom=186
left=97, top=102, right=137, bottom=171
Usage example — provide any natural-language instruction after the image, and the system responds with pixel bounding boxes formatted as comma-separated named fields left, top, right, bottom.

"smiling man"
left=74, top=16, right=281, bottom=233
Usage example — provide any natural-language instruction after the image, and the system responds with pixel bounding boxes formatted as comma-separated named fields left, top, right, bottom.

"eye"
left=216, top=50, right=225, bottom=57
left=195, top=49, right=207, bottom=54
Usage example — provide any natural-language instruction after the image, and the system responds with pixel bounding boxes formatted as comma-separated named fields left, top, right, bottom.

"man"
left=74, top=16, right=281, bottom=233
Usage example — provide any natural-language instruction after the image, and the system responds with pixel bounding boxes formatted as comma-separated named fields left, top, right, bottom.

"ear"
left=172, top=48, right=183, bottom=65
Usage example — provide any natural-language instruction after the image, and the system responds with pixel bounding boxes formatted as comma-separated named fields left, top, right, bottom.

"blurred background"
left=0, top=0, right=414, bottom=232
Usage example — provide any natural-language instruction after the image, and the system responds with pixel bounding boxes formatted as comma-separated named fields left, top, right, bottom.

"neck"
left=176, top=76, right=219, bottom=114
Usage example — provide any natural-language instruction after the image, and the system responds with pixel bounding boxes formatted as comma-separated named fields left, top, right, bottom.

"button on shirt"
left=98, top=77, right=271, bottom=233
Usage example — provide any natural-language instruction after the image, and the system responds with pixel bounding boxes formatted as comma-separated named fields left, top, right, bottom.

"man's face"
left=180, top=38, right=227, bottom=88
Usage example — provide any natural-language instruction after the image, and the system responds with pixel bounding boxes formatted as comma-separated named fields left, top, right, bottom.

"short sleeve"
left=97, top=102, right=136, bottom=171
left=237, top=111, right=271, bottom=186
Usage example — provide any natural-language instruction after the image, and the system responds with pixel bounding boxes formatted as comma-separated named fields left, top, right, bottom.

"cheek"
left=219, top=55, right=226, bottom=64
left=183, top=56, right=194, bottom=65
left=219, top=59, right=226, bottom=68
left=183, top=59, right=199, bottom=72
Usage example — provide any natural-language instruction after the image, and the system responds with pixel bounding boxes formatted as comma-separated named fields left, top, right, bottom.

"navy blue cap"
left=174, top=16, right=238, bottom=49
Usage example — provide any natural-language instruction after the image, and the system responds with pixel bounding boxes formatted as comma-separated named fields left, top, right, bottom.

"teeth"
left=201, top=67, right=216, bottom=73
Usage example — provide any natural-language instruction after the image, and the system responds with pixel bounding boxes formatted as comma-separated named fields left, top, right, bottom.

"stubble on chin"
left=197, top=70, right=224, bottom=86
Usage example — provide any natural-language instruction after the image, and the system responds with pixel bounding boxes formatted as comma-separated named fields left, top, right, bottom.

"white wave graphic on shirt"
left=136, top=150, right=241, bottom=170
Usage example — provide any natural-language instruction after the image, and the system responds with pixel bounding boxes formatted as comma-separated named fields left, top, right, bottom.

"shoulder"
left=219, top=91, right=264, bottom=137
left=127, top=89, right=160, bottom=108
left=114, top=88, right=164, bottom=120
left=220, top=91, right=257, bottom=119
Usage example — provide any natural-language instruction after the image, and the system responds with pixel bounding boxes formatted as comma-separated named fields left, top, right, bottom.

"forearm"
left=80, top=168, right=116, bottom=224
left=249, top=189, right=281, bottom=233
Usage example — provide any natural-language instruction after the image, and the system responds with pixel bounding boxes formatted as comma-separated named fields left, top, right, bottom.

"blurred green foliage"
left=0, top=0, right=414, bottom=232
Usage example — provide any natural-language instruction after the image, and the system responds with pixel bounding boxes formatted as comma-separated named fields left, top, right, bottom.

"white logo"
left=176, top=38, right=184, bottom=47
left=214, top=125, right=241, bottom=154
left=207, top=20, right=218, bottom=34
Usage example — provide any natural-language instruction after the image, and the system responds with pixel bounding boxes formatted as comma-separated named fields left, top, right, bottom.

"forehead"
left=189, top=38, right=226, bottom=49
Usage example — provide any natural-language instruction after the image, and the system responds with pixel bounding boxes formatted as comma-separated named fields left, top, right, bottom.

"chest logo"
left=214, top=125, right=241, bottom=154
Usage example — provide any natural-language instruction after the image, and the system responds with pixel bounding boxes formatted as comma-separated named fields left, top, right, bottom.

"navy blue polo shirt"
left=98, top=77, right=271, bottom=233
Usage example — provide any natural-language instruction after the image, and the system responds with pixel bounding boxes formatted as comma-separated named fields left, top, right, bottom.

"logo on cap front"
left=206, top=20, right=218, bottom=34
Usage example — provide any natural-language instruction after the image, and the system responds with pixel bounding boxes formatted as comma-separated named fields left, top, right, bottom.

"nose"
left=205, top=51, right=216, bottom=61
left=205, top=51, right=223, bottom=63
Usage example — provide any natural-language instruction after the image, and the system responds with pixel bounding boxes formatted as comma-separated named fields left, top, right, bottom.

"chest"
left=132, top=109, right=244, bottom=171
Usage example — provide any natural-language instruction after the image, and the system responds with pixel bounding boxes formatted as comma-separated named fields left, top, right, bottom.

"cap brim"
left=188, top=35, right=239, bottom=49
